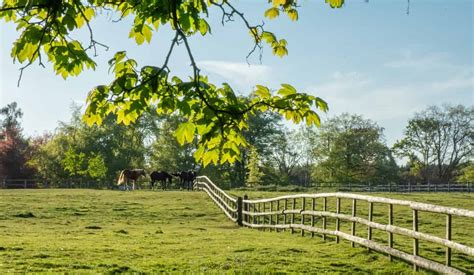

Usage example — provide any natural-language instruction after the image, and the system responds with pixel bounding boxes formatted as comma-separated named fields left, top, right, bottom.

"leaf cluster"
left=1, top=0, right=342, bottom=166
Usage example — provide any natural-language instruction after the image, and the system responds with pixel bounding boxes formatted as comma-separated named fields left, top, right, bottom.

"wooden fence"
left=311, top=182, right=473, bottom=193
left=195, top=176, right=474, bottom=274
left=0, top=179, right=115, bottom=189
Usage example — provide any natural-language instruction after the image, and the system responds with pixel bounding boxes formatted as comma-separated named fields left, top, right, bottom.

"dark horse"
left=150, top=171, right=173, bottom=190
left=172, top=170, right=197, bottom=190
left=117, top=169, right=146, bottom=190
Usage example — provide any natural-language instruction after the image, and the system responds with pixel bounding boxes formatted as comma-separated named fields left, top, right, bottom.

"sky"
left=1, top=0, right=473, bottom=146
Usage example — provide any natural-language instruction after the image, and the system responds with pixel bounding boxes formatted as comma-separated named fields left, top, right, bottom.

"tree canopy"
left=394, top=105, right=473, bottom=183
left=0, top=0, right=345, bottom=165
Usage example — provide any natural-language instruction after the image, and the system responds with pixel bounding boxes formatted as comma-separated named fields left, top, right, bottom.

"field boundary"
left=195, top=176, right=474, bottom=275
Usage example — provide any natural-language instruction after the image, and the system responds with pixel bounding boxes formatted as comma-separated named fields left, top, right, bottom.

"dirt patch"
left=85, top=225, right=102, bottom=229
left=13, top=212, right=36, bottom=218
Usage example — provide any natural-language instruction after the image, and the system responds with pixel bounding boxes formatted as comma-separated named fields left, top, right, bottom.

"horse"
left=117, top=169, right=146, bottom=191
left=172, top=170, right=197, bottom=190
left=150, top=171, right=173, bottom=190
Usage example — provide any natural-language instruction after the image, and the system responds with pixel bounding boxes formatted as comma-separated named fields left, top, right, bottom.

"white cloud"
left=306, top=51, right=473, bottom=146
left=199, top=60, right=273, bottom=93
left=384, top=50, right=454, bottom=70
left=431, top=75, right=474, bottom=92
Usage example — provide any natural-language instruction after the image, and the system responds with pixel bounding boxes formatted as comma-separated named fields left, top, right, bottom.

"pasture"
left=0, top=189, right=473, bottom=273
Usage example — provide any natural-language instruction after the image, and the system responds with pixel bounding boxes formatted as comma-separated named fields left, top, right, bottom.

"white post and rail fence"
left=1, top=178, right=473, bottom=192
left=195, top=175, right=474, bottom=274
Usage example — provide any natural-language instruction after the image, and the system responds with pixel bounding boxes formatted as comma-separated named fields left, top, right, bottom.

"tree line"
left=0, top=102, right=472, bottom=189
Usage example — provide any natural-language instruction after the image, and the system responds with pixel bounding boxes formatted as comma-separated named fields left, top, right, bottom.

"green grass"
left=0, top=189, right=473, bottom=273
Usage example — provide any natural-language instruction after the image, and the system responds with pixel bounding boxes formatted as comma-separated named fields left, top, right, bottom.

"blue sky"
left=1, top=0, right=473, bottom=146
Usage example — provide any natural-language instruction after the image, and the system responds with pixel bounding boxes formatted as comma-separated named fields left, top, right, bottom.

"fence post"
left=413, top=209, right=419, bottom=271
left=291, top=198, right=296, bottom=234
left=388, top=204, right=393, bottom=261
left=253, top=200, right=257, bottom=225
left=284, top=199, right=288, bottom=230
left=301, top=197, right=306, bottom=236
left=270, top=201, right=273, bottom=231
left=446, top=214, right=452, bottom=266
left=336, top=197, right=340, bottom=243
left=237, top=197, right=243, bottom=226
left=311, top=198, right=316, bottom=237
left=351, top=199, right=357, bottom=247
left=322, top=197, right=327, bottom=241
left=368, top=202, right=373, bottom=252
left=24, top=179, right=27, bottom=189
left=262, top=202, right=266, bottom=231
left=276, top=200, right=280, bottom=232
left=243, top=194, right=248, bottom=225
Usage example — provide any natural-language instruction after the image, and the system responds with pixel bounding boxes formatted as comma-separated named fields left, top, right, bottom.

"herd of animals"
left=117, top=169, right=197, bottom=191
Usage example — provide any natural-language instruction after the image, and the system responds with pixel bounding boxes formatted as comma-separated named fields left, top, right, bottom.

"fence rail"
left=2, top=178, right=472, bottom=193
left=0, top=179, right=115, bottom=189
left=195, top=176, right=474, bottom=274
left=311, top=183, right=474, bottom=193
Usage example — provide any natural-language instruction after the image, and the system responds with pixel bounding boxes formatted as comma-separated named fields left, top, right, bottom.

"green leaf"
left=114, top=51, right=126, bottom=63
left=255, top=85, right=271, bottom=99
left=274, top=46, right=288, bottom=57
left=179, top=14, right=191, bottom=31
left=175, top=122, right=196, bottom=145
left=198, top=19, right=210, bottom=35
left=261, top=31, right=276, bottom=44
left=63, top=14, right=76, bottom=31
left=288, top=9, right=298, bottom=21
left=83, top=7, right=95, bottom=21
left=278, top=84, right=297, bottom=97
left=272, top=0, right=287, bottom=7
left=264, top=7, right=280, bottom=19
left=142, top=24, right=153, bottom=43
left=325, top=0, right=344, bottom=8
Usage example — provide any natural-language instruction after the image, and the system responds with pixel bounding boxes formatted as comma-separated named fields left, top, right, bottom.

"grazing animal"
left=150, top=171, right=173, bottom=190
left=117, top=169, right=146, bottom=191
left=172, top=170, right=197, bottom=190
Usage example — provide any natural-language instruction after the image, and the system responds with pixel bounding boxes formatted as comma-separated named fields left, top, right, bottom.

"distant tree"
left=231, top=111, right=284, bottom=187
left=87, top=154, right=108, bottom=183
left=62, top=148, right=88, bottom=179
left=246, top=147, right=264, bottom=186
left=455, top=162, right=474, bottom=183
left=289, top=127, right=316, bottom=186
left=311, top=113, right=395, bottom=184
left=28, top=104, right=148, bottom=186
left=394, top=105, right=473, bottom=183
left=0, top=102, right=23, bottom=131
left=27, top=133, right=67, bottom=183
left=149, top=115, right=196, bottom=173
left=268, top=129, right=303, bottom=185
left=0, top=102, right=35, bottom=179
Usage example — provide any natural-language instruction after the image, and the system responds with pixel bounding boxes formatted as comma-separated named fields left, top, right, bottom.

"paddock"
left=0, top=188, right=472, bottom=273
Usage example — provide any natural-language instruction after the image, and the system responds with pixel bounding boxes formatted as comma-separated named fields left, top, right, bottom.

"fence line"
left=311, top=182, right=474, bottom=193
left=195, top=176, right=474, bottom=275
left=2, top=178, right=472, bottom=193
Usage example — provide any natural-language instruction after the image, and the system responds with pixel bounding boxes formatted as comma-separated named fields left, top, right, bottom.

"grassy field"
left=0, top=189, right=473, bottom=273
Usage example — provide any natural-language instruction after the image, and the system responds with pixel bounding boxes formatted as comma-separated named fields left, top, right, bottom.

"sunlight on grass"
left=0, top=190, right=472, bottom=272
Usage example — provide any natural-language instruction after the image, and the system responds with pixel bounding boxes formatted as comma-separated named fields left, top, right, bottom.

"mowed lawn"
left=0, top=189, right=473, bottom=273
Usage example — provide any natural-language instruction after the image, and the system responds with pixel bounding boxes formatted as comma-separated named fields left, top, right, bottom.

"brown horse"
left=117, top=169, right=146, bottom=190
